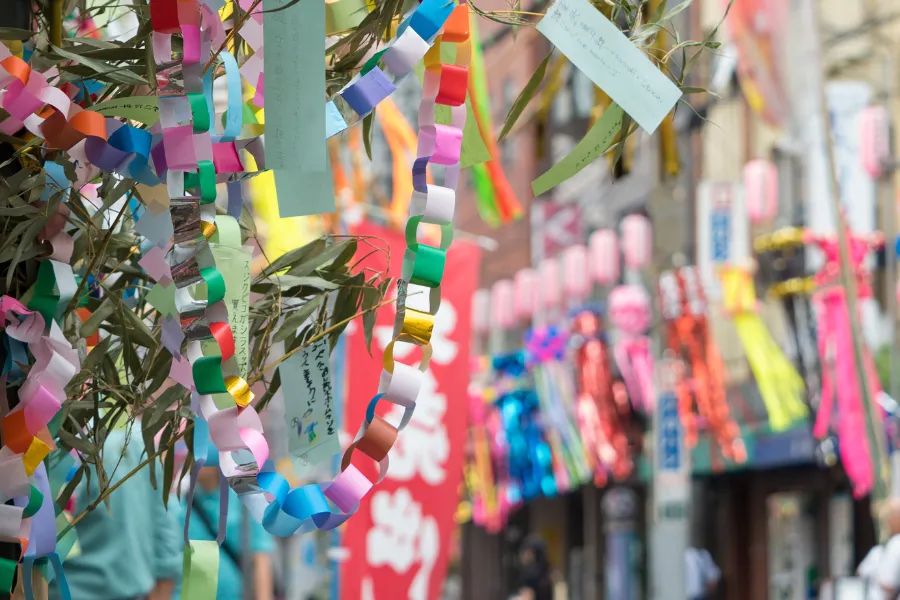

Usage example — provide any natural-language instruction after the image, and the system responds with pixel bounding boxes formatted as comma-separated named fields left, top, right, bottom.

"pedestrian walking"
left=685, top=546, right=720, bottom=600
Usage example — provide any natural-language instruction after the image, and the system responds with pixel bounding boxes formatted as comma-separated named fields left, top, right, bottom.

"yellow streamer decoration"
left=720, top=266, right=808, bottom=431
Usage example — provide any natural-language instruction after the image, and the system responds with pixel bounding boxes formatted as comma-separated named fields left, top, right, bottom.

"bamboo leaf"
left=161, top=430, right=176, bottom=508
left=274, top=296, right=325, bottom=343
left=363, top=111, right=375, bottom=161
left=259, top=239, right=327, bottom=278
left=49, top=45, right=149, bottom=86
left=0, top=28, right=36, bottom=40
left=498, top=50, right=553, bottom=141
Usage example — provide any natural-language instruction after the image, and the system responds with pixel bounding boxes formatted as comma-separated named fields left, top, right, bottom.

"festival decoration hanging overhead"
left=658, top=268, right=747, bottom=462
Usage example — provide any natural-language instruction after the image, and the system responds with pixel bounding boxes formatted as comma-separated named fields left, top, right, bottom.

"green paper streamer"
left=189, top=93, right=210, bottom=133
left=89, top=97, right=160, bottom=125
left=0, top=558, right=14, bottom=595
left=182, top=540, right=219, bottom=600
left=23, top=485, right=42, bottom=518
left=531, top=103, right=625, bottom=196
left=471, top=163, right=501, bottom=227
left=28, top=260, right=73, bottom=323
left=147, top=283, right=178, bottom=317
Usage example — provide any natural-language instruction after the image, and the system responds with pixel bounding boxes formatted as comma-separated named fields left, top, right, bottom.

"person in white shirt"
left=859, top=544, right=883, bottom=600
left=877, top=499, right=900, bottom=599
left=685, top=546, right=721, bottom=600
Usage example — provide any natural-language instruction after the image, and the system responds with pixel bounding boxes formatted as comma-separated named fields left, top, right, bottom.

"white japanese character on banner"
left=385, top=369, right=449, bottom=484
left=367, top=488, right=422, bottom=572
left=365, top=489, right=440, bottom=600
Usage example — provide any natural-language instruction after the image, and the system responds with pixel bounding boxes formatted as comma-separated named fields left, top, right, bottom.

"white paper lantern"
left=589, top=229, right=619, bottom=286
left=744, top=159, right=779, bottom=224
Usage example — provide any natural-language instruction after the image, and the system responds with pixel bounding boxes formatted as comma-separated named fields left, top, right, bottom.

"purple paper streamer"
left=161, top=316, right=185, bottom=358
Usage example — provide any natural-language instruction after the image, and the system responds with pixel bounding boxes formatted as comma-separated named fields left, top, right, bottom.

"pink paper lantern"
left=589, top=229, right=619, bottom=286
left=860, top=105, right=889, bottom=179
left=471, top=289, right=491, bottom=334
left=562, top=245, right=590, bottom=302
left=490, top=280, right=516, bottom=330
left=744, top=159, right=779, bottom=224
left=513, top=268, right=539, bottom=321
left=621, top=214, right=652, bottom=270
left=538, top=259, right=561, bottom=311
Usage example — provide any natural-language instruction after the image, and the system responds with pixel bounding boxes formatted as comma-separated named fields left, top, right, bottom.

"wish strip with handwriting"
left=536, top=0, right=681, bottom=134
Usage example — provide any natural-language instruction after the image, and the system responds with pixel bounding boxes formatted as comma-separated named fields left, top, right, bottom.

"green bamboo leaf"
left=82, top=298, right=115, bottom=337
left=55, top=464, right=85, bottom=513
left=498, top=50, right=553, bottom=141
left=255, top=370, right=281, bottom=413
left=6, top=218, right=46, bottom=288
left=363, top=111, right=375, bottom=160
left=286, top=239, right=355, bottom=278
left=161, top=430, right=176, bottom=508
left=274, top=296, right=325, bottom=343
left=326, top=238, right=358, bottom=272
left=49, top=45, right=148, bottom=86
left=79, top=337, right=114, bottom=373
left=662, top=0, right=692, bottom=23
left=260, top=238, right=327, bottom=278
left=0, top=28, right=35, bottom=40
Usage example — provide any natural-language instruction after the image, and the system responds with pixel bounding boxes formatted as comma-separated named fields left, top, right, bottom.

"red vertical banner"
left=340, top=221, right=479, bottom=600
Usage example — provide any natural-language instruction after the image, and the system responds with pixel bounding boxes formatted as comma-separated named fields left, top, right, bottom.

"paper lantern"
left=538, top=258, right=561, bottom=311
left=562, top=245, right=590, bottom=302
left=490, top=280, right=515, bottom=330
left=860, top=105, right=889, bottom=179
left=513, top=268, right=539, bottom=321
left=744, top=158, right=779, bottom=224
left=472, top=288, right=491, bottom=334
left=589, top=229, right=619, bottom=286
left=621, top=214, right=652, bottom=270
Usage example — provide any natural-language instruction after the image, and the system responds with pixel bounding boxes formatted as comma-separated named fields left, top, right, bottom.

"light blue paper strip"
left=218, top=50, right=243, bottom=143
left=536, top=0, right=682, bottom=133
left=325, top=101, right=347, bottom=138
left=264, top=0, right=332, bottom=216
left=41, top=162, right=69, bottom=202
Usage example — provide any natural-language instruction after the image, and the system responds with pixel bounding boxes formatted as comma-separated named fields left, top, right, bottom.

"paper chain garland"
left=145, top=0, right=472, bottom=591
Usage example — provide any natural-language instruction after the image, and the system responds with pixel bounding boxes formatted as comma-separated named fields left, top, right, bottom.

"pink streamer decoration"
left=608, top=285, right=655, bottom=413
left=807, top=230, right=883, bottom=497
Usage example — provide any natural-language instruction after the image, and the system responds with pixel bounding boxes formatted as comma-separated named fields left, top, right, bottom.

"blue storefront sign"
left=658, top=393, right=682, bottom=472
left=711, top=207, right=730, bottom=262
left=754, top=426, right=816, bottom=469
